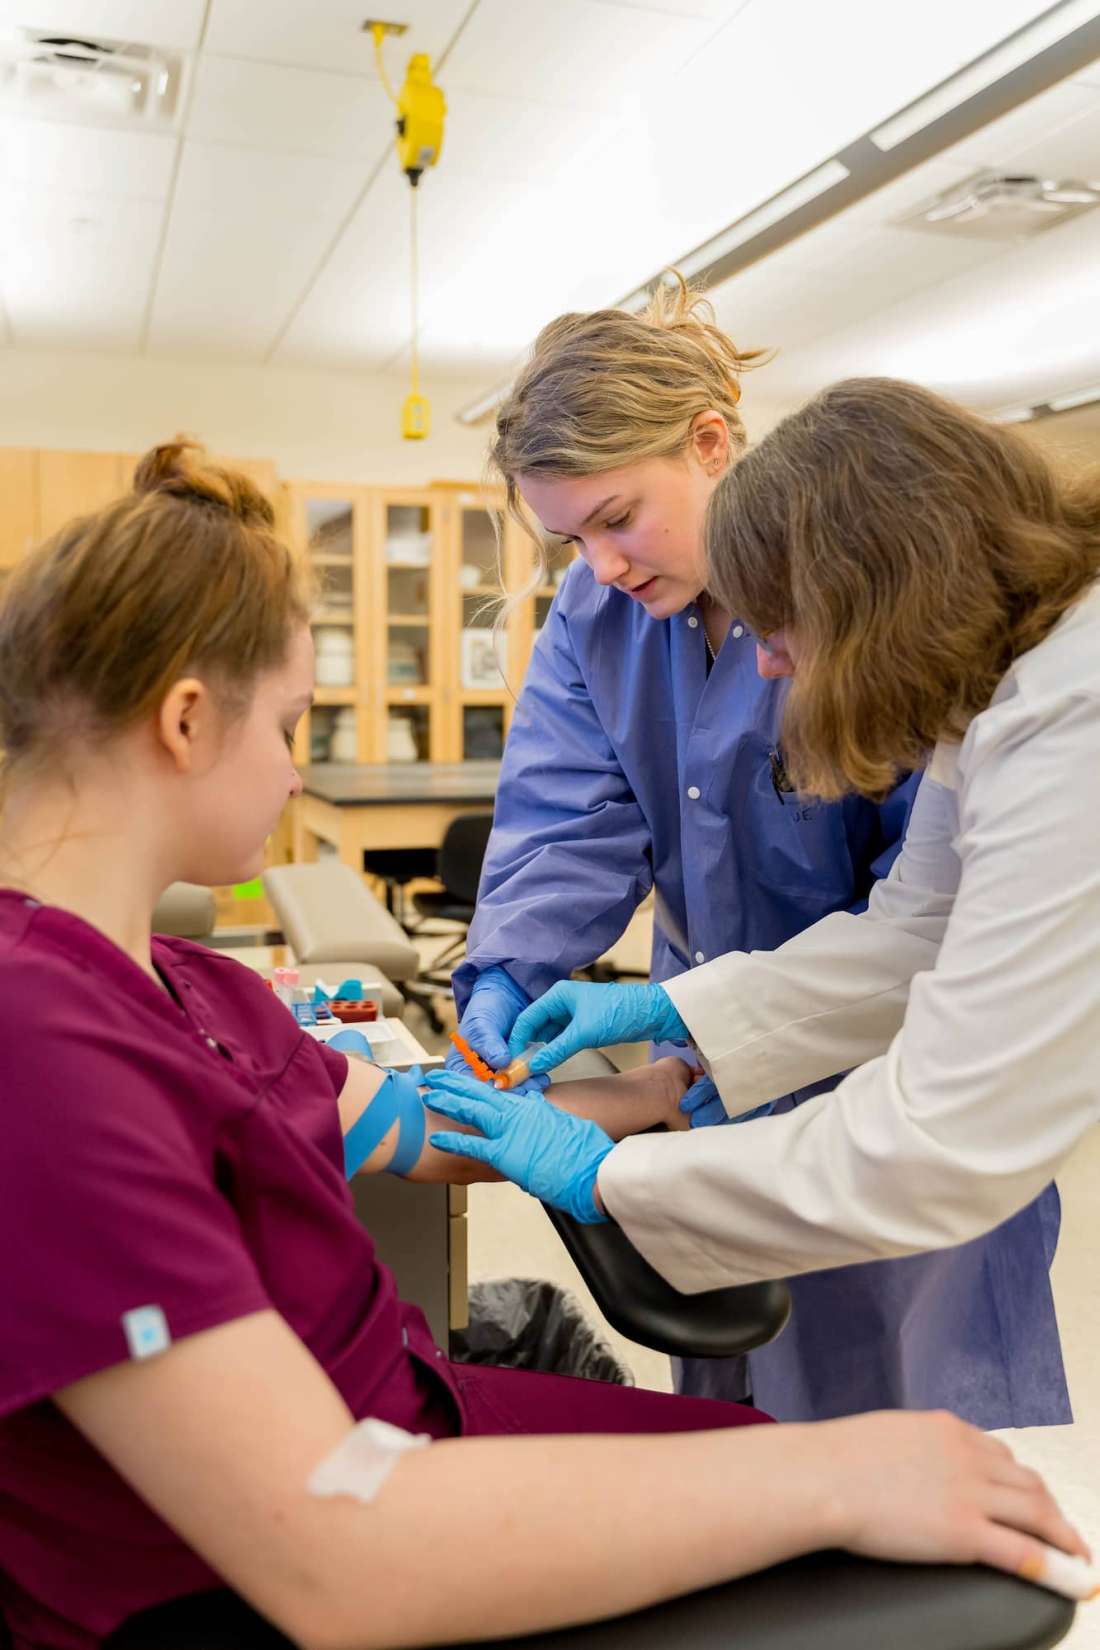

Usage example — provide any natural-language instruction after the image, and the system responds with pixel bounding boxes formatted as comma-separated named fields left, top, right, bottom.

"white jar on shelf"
left=314, top=627, right=354, bottom=686
left=387, top=716, right=419, bottom=762
left=329, top=707, right=358, bottom=762
left=384, top=529, right=432, bottom=566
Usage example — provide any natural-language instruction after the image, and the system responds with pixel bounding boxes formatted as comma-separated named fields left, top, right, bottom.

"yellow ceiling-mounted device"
left=365, top=19, right=447, bottom=440
left=395, top=52, right=445, bottom=186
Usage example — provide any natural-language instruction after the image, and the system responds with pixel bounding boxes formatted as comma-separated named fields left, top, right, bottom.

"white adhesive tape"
left=307, top=1417, right=431, bottom=1505
left=1020, top=1542, right=1100, bottom=1602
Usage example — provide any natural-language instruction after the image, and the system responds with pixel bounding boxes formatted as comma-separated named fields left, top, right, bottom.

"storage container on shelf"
left=384, top=529, right=432, bottom=566
left=387, top=716, right=419, bottom=762
left=387, top=639, right=422, bottom=684
left=314, top=627, right=355, bottom=686
left=329, top=707, right=358, bottom=762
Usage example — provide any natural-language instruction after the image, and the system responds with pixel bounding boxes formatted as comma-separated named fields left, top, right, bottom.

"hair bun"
left=132, top=437, right=274, bottom=528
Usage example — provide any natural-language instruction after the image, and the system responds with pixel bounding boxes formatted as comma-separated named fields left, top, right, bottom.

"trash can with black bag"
left=450, top=1277, right=633, bottom=1384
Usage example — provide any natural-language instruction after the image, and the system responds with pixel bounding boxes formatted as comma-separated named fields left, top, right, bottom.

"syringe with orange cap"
left=449, top=1031, right=495, bottom=1083
left=449, top=1032, right=548, bottom=1091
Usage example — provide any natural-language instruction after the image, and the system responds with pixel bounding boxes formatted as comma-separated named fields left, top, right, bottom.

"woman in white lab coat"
left=426, top=375, right=1100, bottom=1300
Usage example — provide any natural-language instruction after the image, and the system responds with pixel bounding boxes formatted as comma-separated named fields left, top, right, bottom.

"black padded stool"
left=104, top=1551, right=1075, bottom=1650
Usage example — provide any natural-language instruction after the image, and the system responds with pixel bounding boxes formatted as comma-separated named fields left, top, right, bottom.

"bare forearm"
left=550, top=1059, right=690, bottom=1139
left=406, top=1062, right=690, bottom=1183
left=296, top=1423, right=833, bottom=1649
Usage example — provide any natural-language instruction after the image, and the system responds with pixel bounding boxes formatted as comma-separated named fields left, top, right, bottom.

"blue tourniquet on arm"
left=343, top=1067, right=425, bottom=1178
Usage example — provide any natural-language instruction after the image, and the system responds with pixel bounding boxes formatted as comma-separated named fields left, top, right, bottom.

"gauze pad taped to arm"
left=307, top=1417, right=430, bottom=1505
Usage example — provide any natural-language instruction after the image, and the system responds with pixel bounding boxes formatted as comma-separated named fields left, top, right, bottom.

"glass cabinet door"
left=290, top=488, right=365, bottom=765
left=533, top=536, right=575, bottom=635
left=377, top=492, right=442, bottom=761
left=456, top=500, right=508, bottom=761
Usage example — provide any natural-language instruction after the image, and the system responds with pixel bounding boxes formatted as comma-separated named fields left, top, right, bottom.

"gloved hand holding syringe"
left=449, top=1030, right=548, bottom=1091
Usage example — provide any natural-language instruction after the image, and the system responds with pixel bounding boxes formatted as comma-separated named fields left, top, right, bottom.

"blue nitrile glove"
left=680, top=1074, right=778, bottom=1129
left=447, top=965, right=549, bottom=1095
left=507, top=981, right=689, bottom=1076
left=424, top=1069, right=613, bottom=1224
left=679, top=1073, right=728, bottom=1129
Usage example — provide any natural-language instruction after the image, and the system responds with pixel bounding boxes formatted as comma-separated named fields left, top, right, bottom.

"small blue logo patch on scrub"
left=122, top=1304, right=172, bottom=1360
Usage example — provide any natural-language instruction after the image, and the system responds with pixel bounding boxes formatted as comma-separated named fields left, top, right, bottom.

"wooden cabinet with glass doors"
left=285, top=480, right=574, bottom=768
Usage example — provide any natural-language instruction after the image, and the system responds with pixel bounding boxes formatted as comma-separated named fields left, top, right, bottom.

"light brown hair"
left=705, top=376, right=1100, bottom=800
left=0, top=439, right=310, bottom=795
left=490, top=271, right=767, bottom=582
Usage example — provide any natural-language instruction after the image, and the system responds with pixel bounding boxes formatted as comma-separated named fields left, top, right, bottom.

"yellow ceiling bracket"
left=364, top=19, right=446, bottom=439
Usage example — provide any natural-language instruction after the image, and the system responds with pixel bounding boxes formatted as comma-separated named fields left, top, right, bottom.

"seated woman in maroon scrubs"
left=0, top=444, right=1082, bottom=1650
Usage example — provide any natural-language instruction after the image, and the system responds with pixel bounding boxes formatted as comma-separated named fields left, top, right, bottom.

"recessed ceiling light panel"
left=0, top=26, right=183, bottom=129
left=897, top=169, right=1100, bottom=240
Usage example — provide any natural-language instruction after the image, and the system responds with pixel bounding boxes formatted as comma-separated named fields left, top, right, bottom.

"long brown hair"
left=705, top=377, right=1100, bottom=800
left=0, top=439, right=310, bottom=795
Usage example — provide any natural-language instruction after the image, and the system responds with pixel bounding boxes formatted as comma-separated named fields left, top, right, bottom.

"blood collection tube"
left=493, top=1043, right=547, bottom=1090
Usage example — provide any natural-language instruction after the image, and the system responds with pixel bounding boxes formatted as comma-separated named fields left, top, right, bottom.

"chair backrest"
left=151, top=883, right=217, bottom=939
left=437, top=813, right=495, bottom=907
left=261, top=861, right=418, bottom=980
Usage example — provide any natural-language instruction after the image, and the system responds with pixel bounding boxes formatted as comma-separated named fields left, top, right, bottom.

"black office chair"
left=361, top=846, right=439, bottom=929
left=410, top=812, right=494, bottom=969
left=400, top=813, right=495, bottom=1032
left=100, top=1220, right=1075, bottom=1650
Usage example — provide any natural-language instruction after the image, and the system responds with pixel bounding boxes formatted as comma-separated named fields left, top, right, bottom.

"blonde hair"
left=704, top=377, right=1100, bottom=801
left=0, top=438, right=310, bottom=797
left=490, top=272, right=767, bottom=586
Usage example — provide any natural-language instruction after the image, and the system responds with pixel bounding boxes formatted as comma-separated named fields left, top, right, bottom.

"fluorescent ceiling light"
left=455, top=381, right=513, bottom=426
left=870, top=0, right=1100, bottom=151
left=990, top=405, right=1037, bottom=422
left=676, top=160, right=850, bottom=279
left=1047, top=381, right=1100, bottom=410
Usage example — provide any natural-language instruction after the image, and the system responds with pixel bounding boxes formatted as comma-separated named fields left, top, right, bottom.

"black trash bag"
left=451, top=1278, right=633, bottom=1385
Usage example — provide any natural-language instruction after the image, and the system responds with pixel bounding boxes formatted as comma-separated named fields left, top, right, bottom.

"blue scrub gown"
left=456, top=564, right=1069, bottom=1429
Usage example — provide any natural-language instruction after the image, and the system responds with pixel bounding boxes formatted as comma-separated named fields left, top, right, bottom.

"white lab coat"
left=599, top=581, right=1100, bottom=1292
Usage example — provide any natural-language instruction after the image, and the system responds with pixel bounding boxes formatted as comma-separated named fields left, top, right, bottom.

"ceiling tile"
left=615, top=0, right=1075, bottom=266
left=442, top=88, right=609, bottom=182
left=443, top=0, right=712, bottom=107
left=271, top=163, right=426, bottom=370
left=992, top=96, right=1100, bottom=178
left=735, top=203, right=1100, bottom=413
left=2, top=188, right=161, bottom=348
left=0, top=118, right=176, bottom=199
left=940, top=79, right=1100, bottom=171
left=597, top=0, right=750, bottom=16
left=204, top=0, right=470, bottom=76
left=187, top=54, right=392, bottom=157
left=171, top=138, right=365, bottom=221
left=146, top=141, right=367, bottom=357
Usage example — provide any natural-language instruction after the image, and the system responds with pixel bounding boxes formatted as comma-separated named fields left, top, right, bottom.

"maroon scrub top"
left=0, top=889, right=462, bottom=1648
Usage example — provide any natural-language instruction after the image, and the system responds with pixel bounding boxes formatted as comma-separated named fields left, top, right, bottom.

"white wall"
left=0, top=348, right=495, bottom=483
